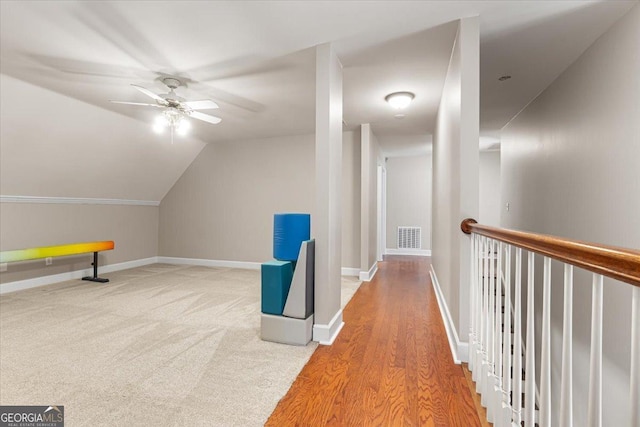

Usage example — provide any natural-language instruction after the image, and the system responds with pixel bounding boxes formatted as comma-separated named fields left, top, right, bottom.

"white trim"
left=100, top=257, right=158, bottom=274
left=157, top=256, right=261, bottom=270
left=159, top=257, right=361, bottom=275
left=0, top=257, right=158, bottom=295
left=313, top=309, right=344, bottom=345
left=429, top=264, right=468, bottom=364
left=341, top=267, right=360, bottom=277
left=0, top=195, right=159, bottom=206
left=385, top=248, right=432, bottom=256
left=358, top=262, right=378, bottom=282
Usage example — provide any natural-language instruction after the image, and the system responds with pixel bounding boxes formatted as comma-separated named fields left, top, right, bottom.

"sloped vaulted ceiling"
left=1, top=0, right=635, bottom=186
left=0, top=74, right=205, bottom=201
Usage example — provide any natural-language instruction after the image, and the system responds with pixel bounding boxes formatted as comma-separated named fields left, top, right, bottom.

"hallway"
left=267, top=256, right=482, bottom=426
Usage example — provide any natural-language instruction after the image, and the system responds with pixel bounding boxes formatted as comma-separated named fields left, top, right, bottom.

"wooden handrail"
left=461, top=218, right=640, bottom=287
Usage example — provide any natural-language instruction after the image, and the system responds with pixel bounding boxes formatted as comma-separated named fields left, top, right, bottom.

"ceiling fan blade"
left=189, top=81, right=265, bottom=113
left=190, top=111, right=222, bottom=125
left=110, top=101, right=162, bottom=107
left=131, top=84, right=166, bottom=103
left=183, top=100, right=219, bottom=110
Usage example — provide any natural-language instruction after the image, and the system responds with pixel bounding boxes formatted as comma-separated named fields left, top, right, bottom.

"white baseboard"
left=358, top=262, right=378, bottom=282
left=1, top=254, right=363, bottom=295
left=341, top=267, right=360, bottom=277
left=101, top=257, right=158, bottom=273
left=429, top=265, right=468, bottom=364
left=157, top=256, right=261, bottom=270
left=313, top=309, right=344, bottom=345
left=0, top=257, right=158, bottom=295
left=385, top=248, right=431, bottom=256
left=159, top=257, right=361, bottom=277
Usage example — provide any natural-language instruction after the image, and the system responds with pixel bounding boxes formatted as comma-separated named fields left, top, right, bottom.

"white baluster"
left=513, top=247, right=523, bottom=425
left=525, top=251, right=536, bottom=427
left=502, top=244, right=512, bottom=425
left=474, top=235, right=484, bottom=385
left=469, top=233, right=476, bottom=372
left=486, top=239, right=495, bottom=421
left=631, top=286, right=640, bottom=427
left=473, top=234, right=482, bottom=381
left=481, top=237, right=490, bottom=399
left=540, top=257, right=551, bottom=427
left=494, top=242, right=504, bottom=422
left=489, top=239, right=496, bottom=373
left=587, top=274, right=603, bottom=427
left=559, top=264, right=574, bottom=427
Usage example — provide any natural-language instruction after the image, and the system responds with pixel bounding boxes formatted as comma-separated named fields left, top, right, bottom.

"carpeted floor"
left=0, top=264, right=361, bottom=426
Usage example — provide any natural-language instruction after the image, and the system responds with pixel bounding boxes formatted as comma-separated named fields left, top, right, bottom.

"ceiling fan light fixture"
left=385, top=91, right=415, bottom=109
left=153, top=115, right=169, bottom=133
left=176, top=118, right=190, bottom=135
left=112, top=79, right=221, bottom=141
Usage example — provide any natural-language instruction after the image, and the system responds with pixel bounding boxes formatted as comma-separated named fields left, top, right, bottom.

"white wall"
left=501, top=5, right=639, bottom=426
left=478, top=151, right=501, bottom=227
left=0, top=74, right=205, bottom=201
left=385, top=155, right=432, bottom=252
left=159, top=131, right=361, bottom=266
left=0, top=74, right=179, bottom=287
left=431, top=17, right=479, bottom=357
left=0, top=203, right=158, bottom=285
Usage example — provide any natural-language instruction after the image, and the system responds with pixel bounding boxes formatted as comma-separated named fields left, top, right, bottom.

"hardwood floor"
left=266, top=256, right=482, bottom=426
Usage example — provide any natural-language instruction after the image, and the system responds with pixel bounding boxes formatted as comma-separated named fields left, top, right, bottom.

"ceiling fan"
left=111, top=77, right=221, bottom=141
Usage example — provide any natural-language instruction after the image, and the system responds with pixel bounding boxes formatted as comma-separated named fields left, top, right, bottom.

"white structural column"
left=457, top=16, right=480, bottom=352
left=359, top=123, right=377, bottom=277
left=313, top=43, right=343, bottom=345
left=431, top=17, right=479, bottom=360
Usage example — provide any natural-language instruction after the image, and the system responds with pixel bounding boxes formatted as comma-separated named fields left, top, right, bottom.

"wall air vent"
left=397, top=227, right=421, bottom=249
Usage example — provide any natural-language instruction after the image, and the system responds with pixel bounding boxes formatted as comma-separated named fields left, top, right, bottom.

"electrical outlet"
left=46, top=257, right=53, bottom=266
left=0, top=263, right=6, bottom=272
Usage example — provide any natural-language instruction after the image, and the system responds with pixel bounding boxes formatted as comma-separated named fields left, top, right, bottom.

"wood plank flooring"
left=266, top=256, right=482, bottom=426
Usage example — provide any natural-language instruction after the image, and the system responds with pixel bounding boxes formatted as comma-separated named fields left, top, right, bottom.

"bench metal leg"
left=82, top=252, right=109, bottom=283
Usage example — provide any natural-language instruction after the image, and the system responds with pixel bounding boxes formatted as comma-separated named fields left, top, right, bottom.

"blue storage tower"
left=261, top=213, right=314, bottom=345
left=273, top=213, right=310, bottom=261
left=261, top=260, right=293, bottom=315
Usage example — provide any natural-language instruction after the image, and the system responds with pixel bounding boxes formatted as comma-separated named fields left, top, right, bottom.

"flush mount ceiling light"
left=385, top=91, right=415, bottom=109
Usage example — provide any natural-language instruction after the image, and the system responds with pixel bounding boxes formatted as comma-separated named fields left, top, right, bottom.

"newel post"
left=461, top=218, right=478, bottom=234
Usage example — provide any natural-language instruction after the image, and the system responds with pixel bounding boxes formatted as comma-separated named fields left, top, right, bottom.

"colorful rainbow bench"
left=0, top=241, right=115, bottom=283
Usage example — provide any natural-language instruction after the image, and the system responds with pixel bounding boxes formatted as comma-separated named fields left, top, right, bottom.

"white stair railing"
left=461, top=219, right=640, bottom=427
left=631, top=286, right=640, bottom=427
left=559, top=264, right=573, bottom=427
